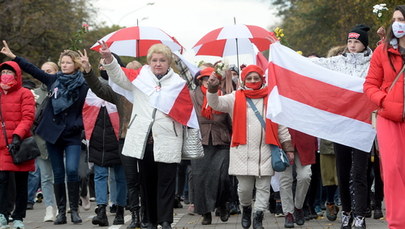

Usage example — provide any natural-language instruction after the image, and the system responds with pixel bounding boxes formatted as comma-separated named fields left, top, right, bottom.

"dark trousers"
left=335, top=143, right=369, bottom=216
left=120, top=139, right=141, bottom=211
left=138, top=144, right=177, bottom=225
left=0, top=171, right=29, bottom=221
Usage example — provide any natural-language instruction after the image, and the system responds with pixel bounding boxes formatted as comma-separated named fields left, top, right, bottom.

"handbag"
left=270, top=144, right=290, bottom=172
left=181, top=127, right=204, bottom=160
left=32, top=83, right=56, bottom=132
left=0, top=98, right=40, bottom=164
left=371, top=64, right=405, bottom=128
left=247, top=98, right=290, bottom=172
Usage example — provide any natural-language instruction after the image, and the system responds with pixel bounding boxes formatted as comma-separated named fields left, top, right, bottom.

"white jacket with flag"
left=104, top=58, right=189, bottom=163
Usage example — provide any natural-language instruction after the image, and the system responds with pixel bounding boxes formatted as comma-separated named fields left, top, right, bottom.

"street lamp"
left=118, top=2, right=155, bottom=25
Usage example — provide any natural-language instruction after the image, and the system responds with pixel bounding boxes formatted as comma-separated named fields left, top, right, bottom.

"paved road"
left=21, top=201, right=388, bottom=229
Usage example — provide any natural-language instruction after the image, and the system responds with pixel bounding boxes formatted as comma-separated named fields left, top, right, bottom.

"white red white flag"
left=266, top=42, right=377, bottom=152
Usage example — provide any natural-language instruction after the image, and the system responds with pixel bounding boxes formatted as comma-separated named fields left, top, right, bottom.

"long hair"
left=383, top=5, right=405, bottom=72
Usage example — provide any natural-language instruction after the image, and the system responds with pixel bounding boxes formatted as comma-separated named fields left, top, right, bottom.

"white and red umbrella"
left=192, top=24, right=274, bottom=57
left=91, top=26, right=183, bottom=57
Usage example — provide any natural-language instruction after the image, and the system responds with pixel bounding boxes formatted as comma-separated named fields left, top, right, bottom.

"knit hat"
left=0, top=64, right=16, bottom=74
left=197, top=67, right=222, bottom=80
left=240, top=65, right=264, bottom=82
left=347, top=24, right=370, bottom=47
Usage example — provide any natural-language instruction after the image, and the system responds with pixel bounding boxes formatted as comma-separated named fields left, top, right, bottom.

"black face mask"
left=99, top=70, right=109, bottom=80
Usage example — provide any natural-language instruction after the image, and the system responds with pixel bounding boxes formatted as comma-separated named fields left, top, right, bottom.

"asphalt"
left=20, top=200, right=388, bottom=229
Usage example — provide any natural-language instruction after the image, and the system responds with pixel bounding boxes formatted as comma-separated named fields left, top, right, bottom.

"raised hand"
left=98, top=40, right=113, bottom=64
left=78, top=49, right=91, bottom=73
left=207, top=71, right=220, bottom=93
left=1, top=40, right=17, bottom=59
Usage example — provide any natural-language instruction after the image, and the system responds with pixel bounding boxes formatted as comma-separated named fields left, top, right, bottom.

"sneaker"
left=373, top=207, right=383, bottom=219
left=12, top=220, right=24, bottom=229
left=314, top=205, right=324, bottom=216
left=284, top=213, right=294, bottom=228
left=275, top=202, right=284, bottom=217
left=352, top=216, right=366, bottom=229
left=0, top=214, right=8, bottom=228
left=80, top=196, right=91, bottom=211
left=341, top=212, right=353, bottom=229
left=36, top=191, right=43, bottom=203
left=294, top=208, right=305, bottom=226
left=89, top=197, right=96, bottom=202
left=44, top=206, right=55, bottom=222
left=326, top=203, right=339, bottom=221
left=26, top=203, right=34, bottom=210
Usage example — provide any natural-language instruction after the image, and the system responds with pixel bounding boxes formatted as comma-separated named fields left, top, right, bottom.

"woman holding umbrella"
left=98, top=41, right=196, bottom=229
left=206, top=65, right=293, bottom=229
left=1, top=41, right=88, bottom=225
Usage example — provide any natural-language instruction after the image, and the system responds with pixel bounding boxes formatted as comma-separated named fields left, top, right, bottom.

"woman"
left=1, top=41, right=88, bottom=225
left=0, top=61, right=35, bottom=229
left=363, top=5, right=405, bottom=229
left=310, top=24, right=372, bottom=229
left=207, top=65, right=293, bottom=229
left=190, top=67, right=232, bottom=225
left=99, top=42, right=195, bottom=229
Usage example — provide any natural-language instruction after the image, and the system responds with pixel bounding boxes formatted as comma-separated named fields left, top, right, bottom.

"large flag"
left=266, top=42, right=377, bottom=152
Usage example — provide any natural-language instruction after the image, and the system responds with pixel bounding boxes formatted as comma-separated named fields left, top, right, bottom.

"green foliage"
left=270, top=0, right=404, bottom=56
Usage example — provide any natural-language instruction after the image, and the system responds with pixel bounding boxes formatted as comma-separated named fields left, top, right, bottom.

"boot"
left=242, top=205, right=252, bottom=229
left=53, top=183, right=67, bottom=225
left=113, top=206, right=125, bottom=225
left=253, top=211, right=264, bottom=229
left=92, top=204, right=109, bottom=226
left=127, top=209, right=141, bottom=229
left=67, top=182, right=82, bottom=224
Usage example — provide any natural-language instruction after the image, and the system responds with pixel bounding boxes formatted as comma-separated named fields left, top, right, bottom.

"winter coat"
left=207, top=91, right=291, bottom=176
left=0, top=61, right=35, bottom=172
left=191, top=86, right=232, bottom=146
left=13, top=57, right=88, bottom=145
left=311, top=47, right=373, bottom=78
left=364, top=44, right=405, bottom=122
left=83, top=70, right=132, bottom=139
left=104, top=58, right=184, bottom=164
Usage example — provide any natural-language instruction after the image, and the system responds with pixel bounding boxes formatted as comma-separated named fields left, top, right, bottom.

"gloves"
left=8, top=134, right=21, bottom=154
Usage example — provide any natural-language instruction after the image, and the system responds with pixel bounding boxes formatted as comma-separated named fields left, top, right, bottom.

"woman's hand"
left=1, top=40, right=17, bottom=59
left=78, top=49, right=91, bottom=73
left=207, top=72, right=220, bottom=93
left=98, top=40, right=113, bottom=64
left=377, top=26, right=386, bottom=40
left=286, top=151, right=295, bottom=165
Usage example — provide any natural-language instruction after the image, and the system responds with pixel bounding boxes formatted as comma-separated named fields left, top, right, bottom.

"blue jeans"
left=27, top=161, right=40, bottom=204
left=36, top=157, right=55, bottom=207
left=47, top=143, right=81, bottom=184
left=94, top=165, right=127, bottom=206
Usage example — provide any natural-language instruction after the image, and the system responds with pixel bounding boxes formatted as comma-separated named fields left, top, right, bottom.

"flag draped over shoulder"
left=266, top=42, right=377, bottom=152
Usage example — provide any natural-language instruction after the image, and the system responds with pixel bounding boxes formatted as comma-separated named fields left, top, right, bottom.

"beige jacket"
left=207, top=91, right=292, bottom=176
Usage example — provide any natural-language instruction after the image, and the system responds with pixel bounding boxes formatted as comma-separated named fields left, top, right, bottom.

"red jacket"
left=0, top=61, right=35, bottom=172
left=364, top=44, right=404, bottom=122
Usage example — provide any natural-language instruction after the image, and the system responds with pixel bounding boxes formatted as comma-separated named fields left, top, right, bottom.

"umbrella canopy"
left=91, top=26, right=183, bottom=57
left=192, top=24, right=274, bottom=57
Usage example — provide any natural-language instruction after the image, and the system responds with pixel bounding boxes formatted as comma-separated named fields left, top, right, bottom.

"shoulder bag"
left=247, top=98, right=289, bottom=172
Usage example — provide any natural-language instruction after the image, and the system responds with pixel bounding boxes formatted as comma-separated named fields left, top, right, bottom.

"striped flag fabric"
left=266, top=42, right=377, bottom=152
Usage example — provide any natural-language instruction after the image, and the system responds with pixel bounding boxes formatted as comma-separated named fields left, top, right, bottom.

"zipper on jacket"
left=141, top=108, right=158, bottom=155
left=172, top=121, right=178, bottom=137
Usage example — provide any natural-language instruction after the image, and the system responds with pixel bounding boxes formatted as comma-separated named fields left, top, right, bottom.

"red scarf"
left=200, top=86, right=222, bottom=119
left=231, top=86, right=280, bottom=147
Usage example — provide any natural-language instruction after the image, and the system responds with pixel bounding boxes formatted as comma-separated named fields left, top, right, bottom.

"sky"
left=93, top=0, right=281, bottom=64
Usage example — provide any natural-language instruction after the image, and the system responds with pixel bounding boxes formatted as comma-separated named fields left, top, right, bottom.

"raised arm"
left=206, top=72, right=234, bottom=114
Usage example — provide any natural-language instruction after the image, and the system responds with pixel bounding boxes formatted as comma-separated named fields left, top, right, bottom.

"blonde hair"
left=41, top=61, right=59, bottom=73
left=126, top=60, right=142, bottom=70
left=146, top=44, right=173, bottom=65
left=58, top=50, right=83, bottom=72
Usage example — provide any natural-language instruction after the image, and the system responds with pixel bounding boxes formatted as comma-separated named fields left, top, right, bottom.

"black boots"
left=113, top=206, right=125, bottom=225
left=67, top=181, right=82, bottom=224
left=201, top=212, right=212, bottom=225
left=242, top=205, right=252, bottom=229
left=127, top=209, right=141, bottom=229
left=54, top=183, right=67, bottom=225
left=92, top=204, right=109, bottom=226
left=253, top=211, right=264, bottom=229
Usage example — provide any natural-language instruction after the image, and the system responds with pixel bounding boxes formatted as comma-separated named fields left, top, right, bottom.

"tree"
left=269, top=0, right=403, bottom=56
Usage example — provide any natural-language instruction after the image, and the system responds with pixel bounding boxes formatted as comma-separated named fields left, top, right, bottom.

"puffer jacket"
left=364, top=44, right=405, bottom=122
left=0, top=61, right=35, bottom=171
left=207, top=91, right=291, bottom=177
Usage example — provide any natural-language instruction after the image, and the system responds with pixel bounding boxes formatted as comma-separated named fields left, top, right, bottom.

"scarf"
left=231, top=86, right=280, bottom=147
left=52, top=71, right=85, bottom=115
left=200, top=85, right=222, bottom=120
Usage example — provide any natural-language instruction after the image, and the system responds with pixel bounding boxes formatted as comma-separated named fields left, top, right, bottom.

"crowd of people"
left=0, top=4, right=403, bottom=229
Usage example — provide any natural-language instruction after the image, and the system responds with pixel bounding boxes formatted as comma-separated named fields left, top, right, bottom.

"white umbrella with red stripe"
left=91, top=26, right=183, bottom=57
left=192, top=24, right=275, bottom=67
